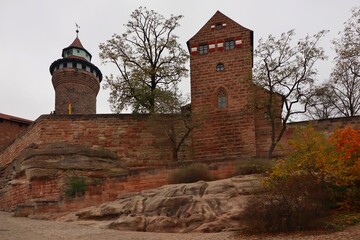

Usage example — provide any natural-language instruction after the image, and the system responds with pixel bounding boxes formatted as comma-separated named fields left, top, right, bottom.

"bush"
left=168, top=163, right=214, bottom=184
left=242, top=173, right=332, bottom=233
left=234, top=158, right=274, bottom=175
left=64, top=176, right=87, bottom=198
left=241, top=125, right=360, bottom=233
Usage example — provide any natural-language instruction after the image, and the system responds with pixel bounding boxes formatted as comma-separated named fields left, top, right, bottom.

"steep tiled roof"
left=69, top=37, right=85, bottom=49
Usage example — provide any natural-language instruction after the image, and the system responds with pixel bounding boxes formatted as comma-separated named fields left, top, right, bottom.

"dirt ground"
left=1, top=211, right=360, bottom=240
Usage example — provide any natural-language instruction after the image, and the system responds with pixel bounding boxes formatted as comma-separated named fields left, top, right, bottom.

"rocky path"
left=0, top=211, right=235, bottom=240
left=1, top=211, right=360, bottom=240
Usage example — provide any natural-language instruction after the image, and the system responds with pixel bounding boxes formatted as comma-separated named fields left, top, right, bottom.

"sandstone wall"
left=0, top=114, right=192, bottom=168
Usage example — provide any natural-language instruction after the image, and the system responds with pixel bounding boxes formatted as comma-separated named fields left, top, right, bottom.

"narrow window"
left=82, top=64, right=86, bottom=70
left=217, top=89, right=227, bottom=109
left=225, top=39, right=235, bottom=50
left=72, top=62, right=76, bottom=68
left=198, top=44, right=208, bottom=54
left=216, top=63, right=224, bottom=71
left=63, top=62, right=67, bottom=68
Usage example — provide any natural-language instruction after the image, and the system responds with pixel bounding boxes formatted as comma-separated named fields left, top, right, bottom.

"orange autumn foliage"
left=328, top=126, right=360, bottom=185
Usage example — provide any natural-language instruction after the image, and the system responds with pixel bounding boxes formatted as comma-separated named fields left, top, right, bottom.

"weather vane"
left=75, top=23, right=80, bottom=37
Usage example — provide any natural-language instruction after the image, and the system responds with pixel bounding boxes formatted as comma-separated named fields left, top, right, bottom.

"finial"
left=75, top=23, right=80, bottom=38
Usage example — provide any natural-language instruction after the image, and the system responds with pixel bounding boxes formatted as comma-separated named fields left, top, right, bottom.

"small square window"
left=198, top=44, right=208, bottom=55
left=216, top=63, right=224, bottom=71
left=225, top=40, right=235, bottom=50
left=72, top=62, right=77, bottom=68
left=215, top=23, right=222, bottom=30
left=63, top=63, right=67, bottom=68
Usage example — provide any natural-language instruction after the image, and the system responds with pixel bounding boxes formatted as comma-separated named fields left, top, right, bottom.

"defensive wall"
left=1, top=113, right=359, bottom=213
left=0, top=114, right=192, bottom=168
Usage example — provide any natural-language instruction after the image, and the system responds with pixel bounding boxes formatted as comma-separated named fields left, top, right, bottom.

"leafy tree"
left=253, top=29, right=328, bottom=158
left=99, top=7, right=189, bottom=113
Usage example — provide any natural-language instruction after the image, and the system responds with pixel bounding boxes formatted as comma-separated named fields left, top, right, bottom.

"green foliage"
left=242, top=125, right=360, bottom=233
left=234, top=158, right=274, bottom=175
left=168, top=163, right=214, bottom=184
left=64, top=176, right=87, bottom=198
left=99, top=6, right=189, bottom=113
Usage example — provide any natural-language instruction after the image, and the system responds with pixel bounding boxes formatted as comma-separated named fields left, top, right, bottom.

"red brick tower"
left=187, top=11, right=256, bottom=160
left=49, top=31, right=102, bottom=115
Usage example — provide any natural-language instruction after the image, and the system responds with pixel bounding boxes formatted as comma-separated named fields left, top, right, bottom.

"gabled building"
left=188, top=11, right=282, bottom=159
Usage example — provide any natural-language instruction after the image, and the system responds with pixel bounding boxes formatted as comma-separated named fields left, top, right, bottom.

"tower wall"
left=52, top=68, right=99, bottom=114
left=188, top=12, right=256, bottom=160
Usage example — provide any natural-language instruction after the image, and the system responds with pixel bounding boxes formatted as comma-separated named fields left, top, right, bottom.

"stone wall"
left=0, top=114, right=192, bottom=168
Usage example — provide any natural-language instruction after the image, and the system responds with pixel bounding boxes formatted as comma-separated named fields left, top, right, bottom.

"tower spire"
left=75, top=23, right=80, bottom=38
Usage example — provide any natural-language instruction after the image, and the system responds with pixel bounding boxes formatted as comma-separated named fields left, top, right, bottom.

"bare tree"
left=99, top=7, right=189, bottom=114
left=330, top=6, right=360, bottom=117
left=253, top=29, right=328, bottom=158
left=306, top=85, right=338, bottom=119
left=308, top=7, right=360, bottom=118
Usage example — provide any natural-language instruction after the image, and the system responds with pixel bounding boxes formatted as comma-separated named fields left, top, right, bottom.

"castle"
left=0, top=11, right=359, bottom=214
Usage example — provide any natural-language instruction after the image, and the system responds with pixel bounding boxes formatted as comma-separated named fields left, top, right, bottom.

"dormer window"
left=198, top=44, right=208, bottom=55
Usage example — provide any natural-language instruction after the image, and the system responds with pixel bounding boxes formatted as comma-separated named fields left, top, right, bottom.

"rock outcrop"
left=0, top=142, right=128, bottom=212
left=11, top=143, right=127, bottom=180
left=0, top=143, right=127, bottom=187
left=60, top=175, right=263, bottom=233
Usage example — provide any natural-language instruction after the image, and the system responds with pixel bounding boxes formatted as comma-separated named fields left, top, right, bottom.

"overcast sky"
left=0, top=0, right=359, bottom=120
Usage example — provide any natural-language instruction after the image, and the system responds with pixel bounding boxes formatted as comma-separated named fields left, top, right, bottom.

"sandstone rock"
left=10, top=142, right=127, bottom=180
left=62, top=175, right=263, bottom=233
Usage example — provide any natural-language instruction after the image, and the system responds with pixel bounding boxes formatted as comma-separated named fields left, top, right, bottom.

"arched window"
left=216, top=63, right=224, bottom=71
left=217, top=89, right=227, bottom=109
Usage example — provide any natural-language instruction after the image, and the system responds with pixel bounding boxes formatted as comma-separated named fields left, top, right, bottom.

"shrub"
left=168, top=163, right=214, bottom=184
left=64, top=176, right=87, bottom=198
left=242, top=173, right=332, bottom=233
left=234, top=158, right=274, bottom=175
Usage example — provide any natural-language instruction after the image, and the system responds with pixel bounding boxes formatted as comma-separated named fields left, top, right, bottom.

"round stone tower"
left=49, top=32, right=102, bottom=115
